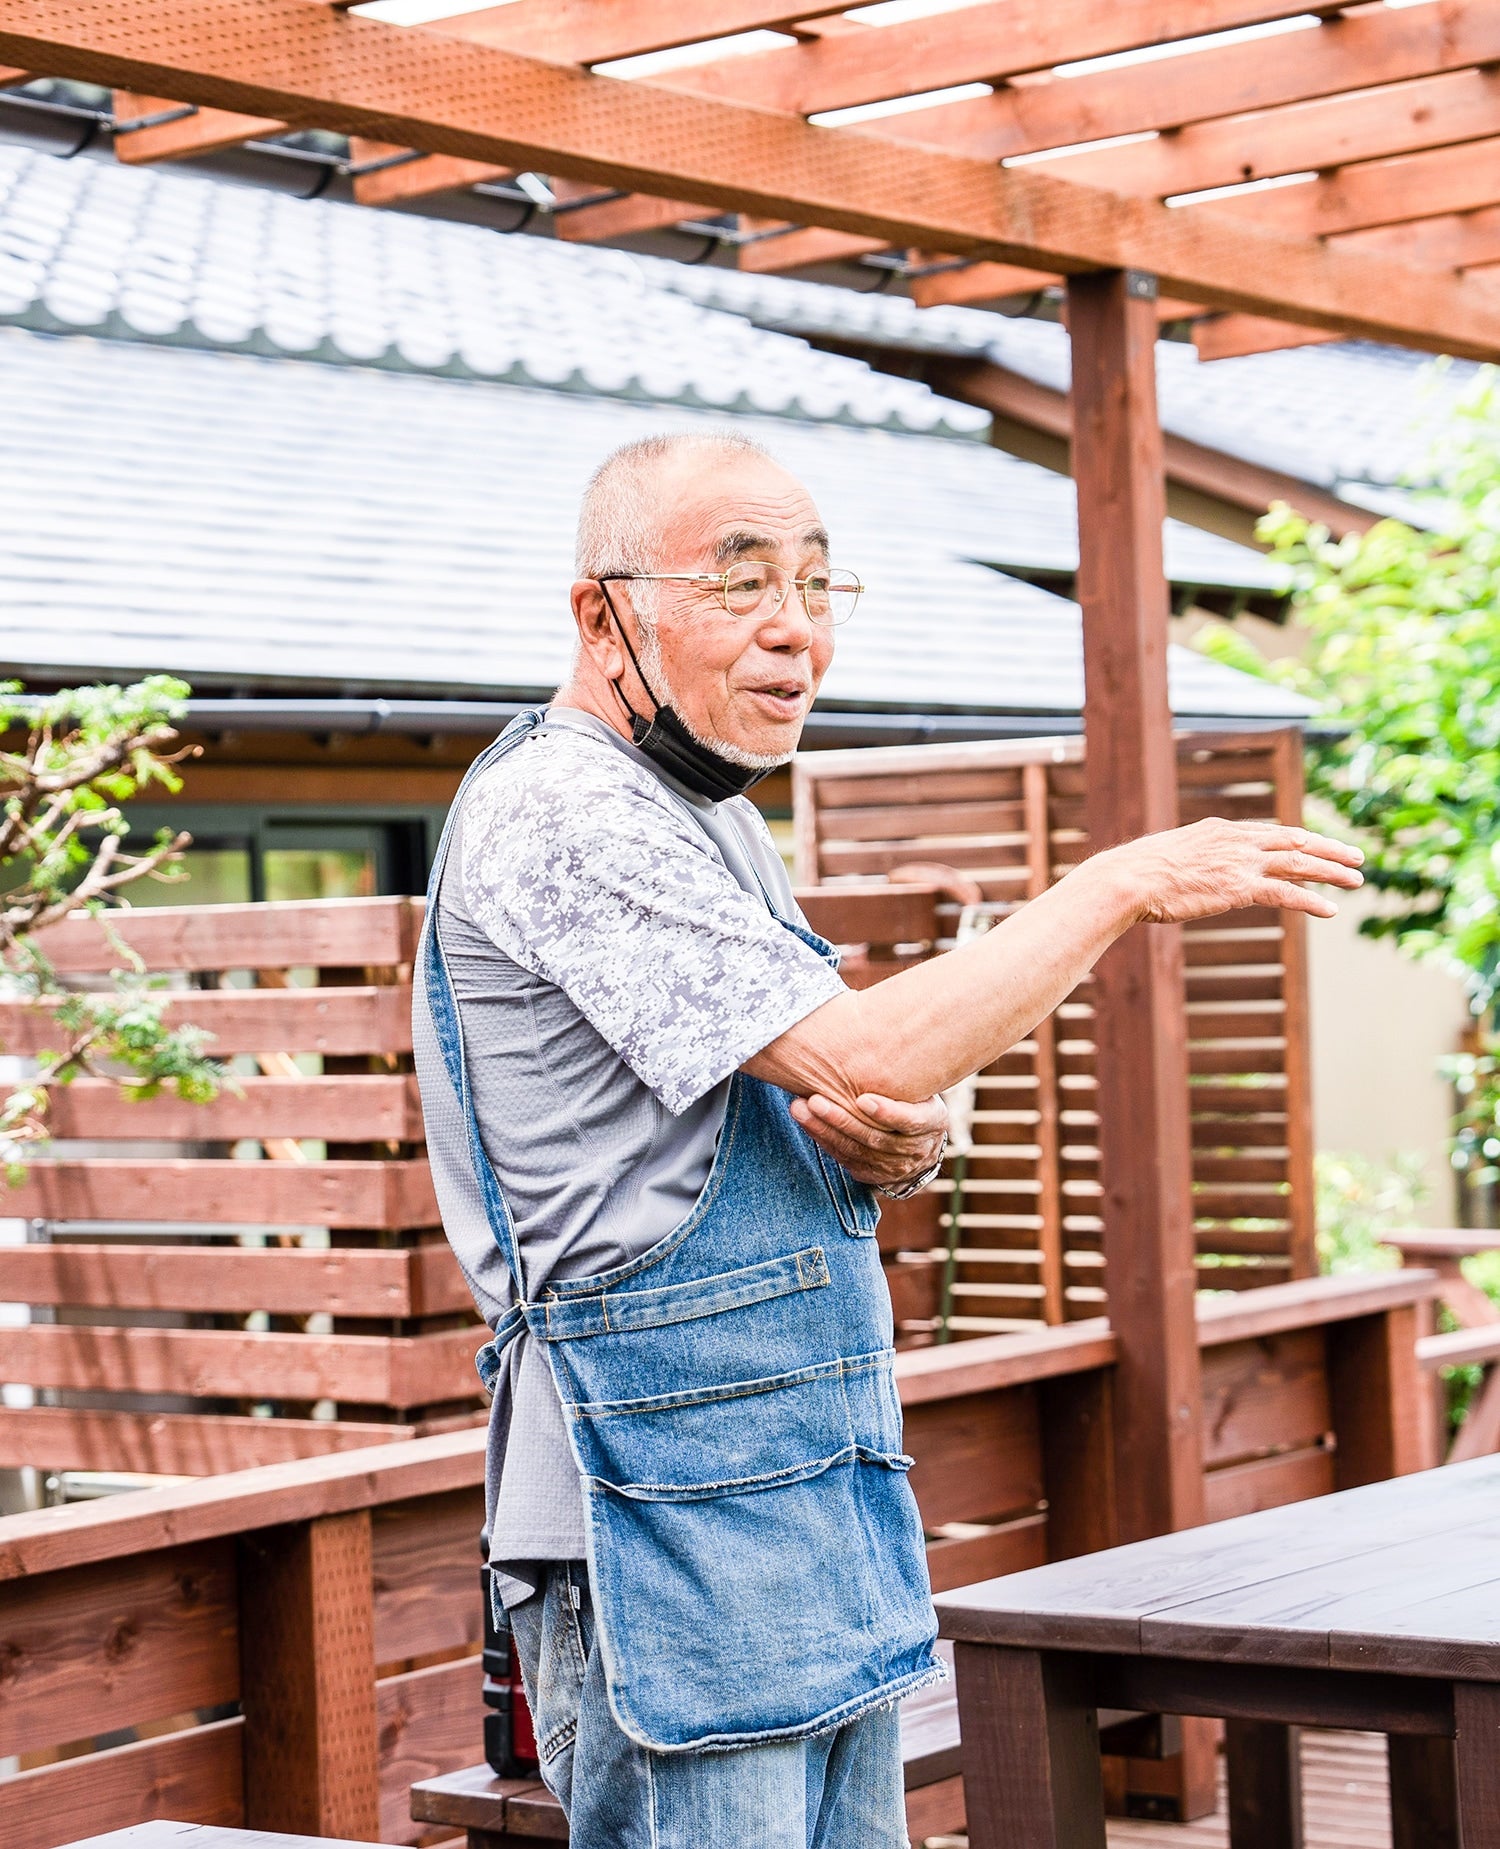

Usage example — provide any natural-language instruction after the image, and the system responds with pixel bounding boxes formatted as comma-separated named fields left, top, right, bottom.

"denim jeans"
left=508, top=1562, right=911, bottom=1849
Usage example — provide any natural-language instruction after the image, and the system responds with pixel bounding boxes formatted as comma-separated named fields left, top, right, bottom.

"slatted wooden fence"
left=0, top=1266, right=1432, bottom=1848
left=793, top=729, right=1317, bottom=1340
left=0, top=896, right=485, bottom=1478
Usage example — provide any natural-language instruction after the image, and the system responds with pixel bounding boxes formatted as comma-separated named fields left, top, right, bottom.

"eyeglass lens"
left=722, top=560, right=861, bottom=624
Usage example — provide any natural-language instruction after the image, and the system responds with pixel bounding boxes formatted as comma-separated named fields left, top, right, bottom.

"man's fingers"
left=1263, top=849, right=1364, bottom=889
left=803, top=1093, right=917, bottom=1154
left=1262, top=879, right=1339, bottom=919
left=850, top=1092, right=947, bottom=1135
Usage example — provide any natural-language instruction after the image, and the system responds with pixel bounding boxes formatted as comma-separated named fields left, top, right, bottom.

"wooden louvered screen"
left=793, top=729, right=1316, bottom=1339
left=0, top=896, right=488, bottom=1477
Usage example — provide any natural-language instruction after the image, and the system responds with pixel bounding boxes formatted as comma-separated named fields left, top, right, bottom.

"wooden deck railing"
left=0, top=1266, right=1434, bottom=1847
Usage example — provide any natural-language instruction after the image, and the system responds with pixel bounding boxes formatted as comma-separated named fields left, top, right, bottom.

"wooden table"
left=937, top=1455, right=1500, bottom=1849
left=63, top=1825, right=393, bottom=1847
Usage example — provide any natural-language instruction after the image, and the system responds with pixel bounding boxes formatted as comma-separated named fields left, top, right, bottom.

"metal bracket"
left=1126, top=269, right=1160, bottom=302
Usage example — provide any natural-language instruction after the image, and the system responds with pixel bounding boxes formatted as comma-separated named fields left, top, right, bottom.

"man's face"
left=634, top=453, right=838, bottom=765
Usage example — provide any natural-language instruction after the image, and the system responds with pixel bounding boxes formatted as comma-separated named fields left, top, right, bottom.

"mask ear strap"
left=599, top=581, right=661, bottom=731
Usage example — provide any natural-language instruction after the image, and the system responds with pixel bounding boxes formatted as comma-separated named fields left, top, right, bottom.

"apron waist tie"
left=475, top=1299, right=532, bottom=1393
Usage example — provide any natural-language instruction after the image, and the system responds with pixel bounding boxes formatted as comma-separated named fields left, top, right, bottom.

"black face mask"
left=598, top=582, right=776, bottom=803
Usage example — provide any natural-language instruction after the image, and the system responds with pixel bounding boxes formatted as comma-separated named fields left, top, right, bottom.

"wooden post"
left=1067, top=267, right=1205, bottom=1541
left=238, top=1509, right=381, bottom=1838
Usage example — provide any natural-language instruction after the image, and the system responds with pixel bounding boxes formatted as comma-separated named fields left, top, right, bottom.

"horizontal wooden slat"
left=0, top=1322, right=484, bottom=1405
left=0, top=1539, right=238, bottom=1759
left=0, top=1242, right=469, bottom=1316
left=924, top=1512, right=1047, bottom=1595
left=0, top=1426, right=489, bottom=1582
left=44, top=1074, right=424, bottom=1141
left=794, top=881, right=940, bottom=945
left=3, top=1157, right=439, bottom=1227
left=372, top=1485, right=486, bottom=1665
left=810, top=768, right=1024, bottom=810
left=894, top=1319, right=1117, bottom=1404
left=1197, top=1270, right=1438, bottom=1347
left=905, top=1385, right=1044, bottom=1529
left=1202, top=1445, right=1336, bottom=1523
left=0, top=984, right=414, bottom=1057
left=0, top=1406, right=434, bottom=1474
left=1199, top=1326, right=1330, bottom=1469
left=0, top=1715, right=243, bottom=1849
left=376, top=1655, right=485, bottom=1847
left=816, top=800, right=1028, bottom=842
left=34, top=896, right=421, bottom=973
left=1418, top=1324, right=1500, bottom=1371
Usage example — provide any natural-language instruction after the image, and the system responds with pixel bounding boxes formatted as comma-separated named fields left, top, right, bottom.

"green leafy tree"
left=1, top=677, right=224, bottom=1179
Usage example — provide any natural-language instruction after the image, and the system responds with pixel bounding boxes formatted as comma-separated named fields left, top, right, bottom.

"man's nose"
left=755, top=591, right=815, bottom=650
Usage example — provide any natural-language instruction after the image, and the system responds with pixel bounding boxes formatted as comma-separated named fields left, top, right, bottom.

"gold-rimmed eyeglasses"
left=599, top=561, right=863, bottom=627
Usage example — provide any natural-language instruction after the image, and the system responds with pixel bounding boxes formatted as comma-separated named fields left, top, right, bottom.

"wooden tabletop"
left=936, top=1456, right=1500, bottom=1681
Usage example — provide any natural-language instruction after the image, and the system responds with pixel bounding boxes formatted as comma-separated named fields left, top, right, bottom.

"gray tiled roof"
left=0, top=326, right=1307, bottom=722
left=0, top=141, right=1288, bottom=601
left=0, top=142, right=989, bottom=439
left=646, top=262, right=1478, bottom=497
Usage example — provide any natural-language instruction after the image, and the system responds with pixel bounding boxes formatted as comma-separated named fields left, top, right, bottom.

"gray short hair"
left=575, top=431, right=776, bottom=586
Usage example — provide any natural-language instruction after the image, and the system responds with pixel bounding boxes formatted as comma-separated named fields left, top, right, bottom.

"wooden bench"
left=1389, top=1229, right=1500, bottom=1463
left=411, top=1663, right=966, bottom=1846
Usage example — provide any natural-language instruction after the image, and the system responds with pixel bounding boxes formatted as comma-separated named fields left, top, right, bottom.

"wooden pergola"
left=1, top=0, right=1484, bottom=1555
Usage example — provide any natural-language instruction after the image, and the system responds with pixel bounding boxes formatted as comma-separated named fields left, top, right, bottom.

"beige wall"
left=1306, top=890, right=1470, bottom=1226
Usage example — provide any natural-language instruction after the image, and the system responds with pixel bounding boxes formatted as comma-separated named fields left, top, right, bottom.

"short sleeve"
left=460, top=736, right=845, bottom=1115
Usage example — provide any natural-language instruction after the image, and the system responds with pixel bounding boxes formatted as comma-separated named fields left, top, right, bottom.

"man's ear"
left=571, top=579, right=626, bottom=682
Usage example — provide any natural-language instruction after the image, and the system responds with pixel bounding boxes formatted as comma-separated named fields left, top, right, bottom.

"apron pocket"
left=541, top=1246, right=831, bottom=1341
left=815, top=1146, right=882, bottom=1237
left=568, top=1351, right=907, bottom=1501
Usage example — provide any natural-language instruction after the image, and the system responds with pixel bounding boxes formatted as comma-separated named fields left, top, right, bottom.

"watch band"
left=874, top=1133, right=949, bottom=1201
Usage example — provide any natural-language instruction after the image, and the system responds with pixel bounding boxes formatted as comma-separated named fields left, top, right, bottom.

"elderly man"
left=414, top=430, right=1361, bottom=1849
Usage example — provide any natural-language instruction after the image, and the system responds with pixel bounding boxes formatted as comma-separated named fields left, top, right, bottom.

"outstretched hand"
left=1105, top=818, right=1365, bottom=924
left=790, top=1089, right=947, bottom=1191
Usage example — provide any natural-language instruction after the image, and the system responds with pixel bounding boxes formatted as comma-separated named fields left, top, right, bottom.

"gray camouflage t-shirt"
left=411, top=707, right=844, bottom=1603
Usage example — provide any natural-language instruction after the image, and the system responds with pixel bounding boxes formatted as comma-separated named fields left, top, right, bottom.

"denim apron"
left=421, top=711, right=941, bottom=1752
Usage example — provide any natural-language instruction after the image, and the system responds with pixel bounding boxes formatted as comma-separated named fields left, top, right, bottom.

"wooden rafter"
left=909, top=262, right=1058, bottom=309
left=443, top=2, right=852, bottom=67
left=738, top=225, right=893, bottom=273
left=1204, top=135, right=1500, bottom=240
left=656, top=0, right=1334, bottom=116
left=347, top=138, right=512, bottom=208
left=553, top=188, right=706, bottom=243
left=1192, top=315, right=1343, bottom=362
left=2, top=0, right=1497, bottom=358
left=1340, top=206, right=1500, bottom=276
left=875, top=0, right=1500, bottom=164
left=1026, top=66, right=1500, bottom=203
left=112, top=90, right=283, bottom=162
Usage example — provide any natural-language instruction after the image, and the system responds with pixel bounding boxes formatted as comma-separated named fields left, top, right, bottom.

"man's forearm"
left=746, top=814, right=1365, bottom=1113
left=746, top=855, right=1135, bottom=1109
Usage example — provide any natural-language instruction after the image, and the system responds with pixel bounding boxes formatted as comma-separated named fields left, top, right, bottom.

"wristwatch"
left=874, top=1133, right=949, bottom=1201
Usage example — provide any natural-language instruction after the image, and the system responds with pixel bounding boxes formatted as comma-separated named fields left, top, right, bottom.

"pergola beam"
left=876, top=0, right=1500, bottom=165
left=2, top=0, right=1497, bottom=359
left=659, top=0, right=1336, bottom=116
